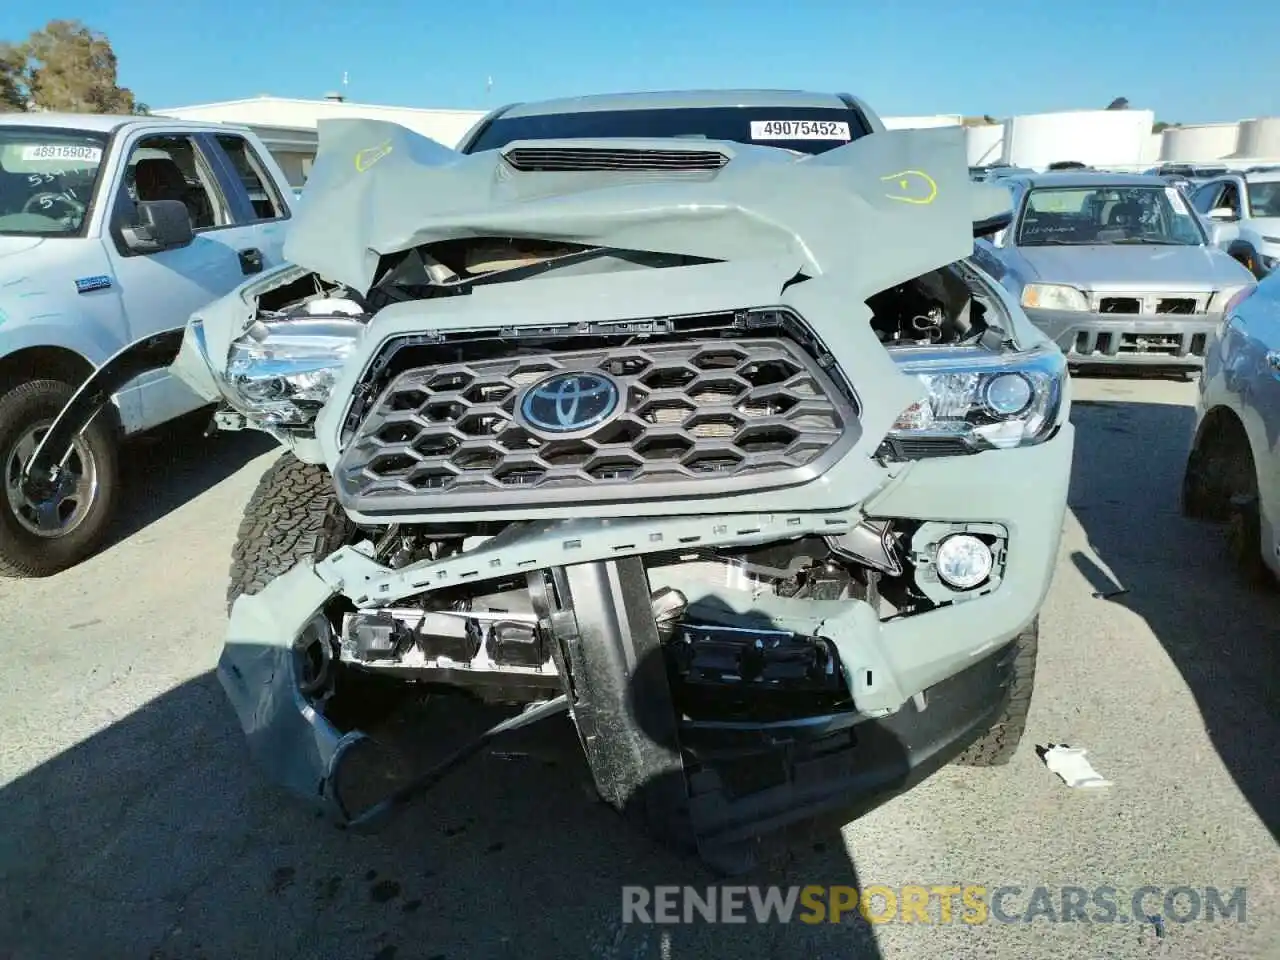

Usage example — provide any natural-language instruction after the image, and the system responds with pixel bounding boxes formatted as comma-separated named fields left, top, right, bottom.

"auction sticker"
left=750, top=120, right=851, bottom=141
left=21, top=144, right=102, bottom=163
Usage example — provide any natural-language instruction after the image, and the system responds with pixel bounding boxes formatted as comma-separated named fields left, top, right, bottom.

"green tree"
left=2, top=20, right=144, bottom=114
left=0, top=42, right=26, bottom=111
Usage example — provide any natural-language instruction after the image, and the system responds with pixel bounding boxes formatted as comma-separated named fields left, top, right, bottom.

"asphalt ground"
left=1, top=374, right=1277, bottom=960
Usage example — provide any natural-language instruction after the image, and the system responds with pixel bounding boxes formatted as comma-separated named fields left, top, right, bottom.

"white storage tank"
left=1002, top=109, right=1154, bottom=170
left=1142, top=132, right=1163, bottom=166
left=1159, top=122, right=1240, bottom=162
left=965, top=124, right=1004, bottom=166
left=1233, top=118, right=1280, bottom=159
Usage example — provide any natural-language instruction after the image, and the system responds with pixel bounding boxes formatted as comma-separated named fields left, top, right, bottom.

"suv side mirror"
left=1207, top=207, right=1236, bottom=222
left=120, top=199, right=194, bottom=254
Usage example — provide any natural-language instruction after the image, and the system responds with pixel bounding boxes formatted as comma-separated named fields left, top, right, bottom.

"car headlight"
left=225, top=305, right=367, bottom=426
left=1020, top=283, right=1088, bottom=312
left=887, top=346, right=1066, bottom=451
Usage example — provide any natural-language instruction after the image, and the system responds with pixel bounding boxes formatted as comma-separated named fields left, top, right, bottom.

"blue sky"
left=2, top=1, right=1275, bottom=124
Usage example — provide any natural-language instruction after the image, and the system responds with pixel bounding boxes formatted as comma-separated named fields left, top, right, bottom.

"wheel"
left=1226, top=493, right=1271, bottom=586
left=0, top=379, right=119, bottom=578
left=226, top=452, right=409, bottom=728
left=226, top=452, right=354, bottom=610
left=1233, top=247, right=1262, bottom=279
left=953, top=618, right=1038, bottom=766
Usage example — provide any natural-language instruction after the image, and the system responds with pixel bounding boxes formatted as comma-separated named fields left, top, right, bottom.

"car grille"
left=1093, top=292, right=1211, bottom=315
left=334, top=338, right=856, bottom=511
left=503, top=147, right=730, bottom=172
left=1070, top=329, right=1210, bottom=359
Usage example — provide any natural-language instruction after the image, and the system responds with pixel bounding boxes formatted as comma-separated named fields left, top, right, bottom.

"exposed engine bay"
left=255, top=235, right=1005, bottom=351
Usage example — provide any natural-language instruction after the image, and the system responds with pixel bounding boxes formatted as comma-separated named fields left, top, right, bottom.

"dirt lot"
left=1, top=375, right=1276, bottom=960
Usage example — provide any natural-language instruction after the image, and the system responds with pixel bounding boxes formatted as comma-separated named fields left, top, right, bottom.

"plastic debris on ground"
left=1040, top=744, right=1113, bottom=788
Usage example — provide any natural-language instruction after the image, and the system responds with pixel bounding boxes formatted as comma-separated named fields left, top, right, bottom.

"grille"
left=1070, top=329, right=1209, bottom=359
left=1093, top=292, right=1211, bottom=315
left=503, top=147, right=729, bottom=172
left=335, top=338, right=856, bottom=511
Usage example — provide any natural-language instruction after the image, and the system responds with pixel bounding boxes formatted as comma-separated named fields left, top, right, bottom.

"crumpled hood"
left=1017, top=243, right=1252, bottom=289
left=282, top=118, right=1012, bottom=297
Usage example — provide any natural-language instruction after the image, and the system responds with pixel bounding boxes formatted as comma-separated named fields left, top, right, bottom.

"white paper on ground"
left=1043, top=745, right=1112, bottom=788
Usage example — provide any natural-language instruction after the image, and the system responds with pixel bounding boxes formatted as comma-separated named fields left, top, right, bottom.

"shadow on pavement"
left=1067, top=396, right=1280, bottom=841
left=102, top=408, right=277, bottom=549
left=0, top=669, right=888, bottom=959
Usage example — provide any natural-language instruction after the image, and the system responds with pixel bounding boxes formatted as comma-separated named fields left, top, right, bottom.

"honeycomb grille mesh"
left=335, top=338, right=854, bottom=508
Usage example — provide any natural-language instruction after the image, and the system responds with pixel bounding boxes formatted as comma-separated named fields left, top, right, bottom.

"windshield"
left=1247, top=180, right=1280, bottom=218
left=464, top=106, right=872, bottom=155
left=1017, top=184, right=1205, bottom=246
left=0, top=126, right=107, bottom=237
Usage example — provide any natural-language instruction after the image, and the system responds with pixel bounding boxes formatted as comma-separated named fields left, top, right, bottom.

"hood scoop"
left=502, top=146, right=730, bottom=172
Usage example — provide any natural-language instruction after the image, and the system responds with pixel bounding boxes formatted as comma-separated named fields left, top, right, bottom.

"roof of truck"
left=0, top=112, right=250, bottom=134
left=498, top=89, right=856, bottom=119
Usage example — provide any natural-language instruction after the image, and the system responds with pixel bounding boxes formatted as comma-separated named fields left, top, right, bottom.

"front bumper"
left=217, top=424, right=1073, bottom=856
left=1026, top=307, right=1220, bottom=367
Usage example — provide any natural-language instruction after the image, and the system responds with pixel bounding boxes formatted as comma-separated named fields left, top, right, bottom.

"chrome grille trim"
left=334, top=338, right=858, bottom=513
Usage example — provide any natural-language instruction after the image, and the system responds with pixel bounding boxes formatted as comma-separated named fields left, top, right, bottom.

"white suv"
left=1190, top=169, right=1280, bottom=278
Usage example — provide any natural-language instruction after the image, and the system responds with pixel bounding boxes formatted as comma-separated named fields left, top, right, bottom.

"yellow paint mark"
left=355, top=141, right=394, bottom=172
left=881, top=169, right=938, bottom=205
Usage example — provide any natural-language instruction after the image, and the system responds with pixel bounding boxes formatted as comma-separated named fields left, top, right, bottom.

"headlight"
left=1020, top=283, right=1088, bottom=312
left=1208, top=284, right=1256, bottom=314
left=888, top=346, right=1066, bottom=451
left=225, top=303, right=367, bottom=426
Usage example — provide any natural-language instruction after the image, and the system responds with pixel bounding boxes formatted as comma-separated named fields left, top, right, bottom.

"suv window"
left=215, top=134, right=287, bottom=221
left=118, top=134, right=229, bottom=231
left=465, top=105, right=873, bottom=156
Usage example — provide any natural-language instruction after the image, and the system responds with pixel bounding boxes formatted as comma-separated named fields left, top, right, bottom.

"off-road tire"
left=953, top=618, right=1038, bottom=766
left=0, top=379, right=119, bottom=578
left=226, top=452, right=353, bottom=612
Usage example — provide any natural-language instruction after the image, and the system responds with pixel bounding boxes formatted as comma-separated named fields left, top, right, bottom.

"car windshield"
left=1247, top=180, right=1280, bottom=218
left=1017, top=184, right=1205, bottom=246
left=465, top=105, right=871, bottom=155
left=0, top=126, right=107, bottom=236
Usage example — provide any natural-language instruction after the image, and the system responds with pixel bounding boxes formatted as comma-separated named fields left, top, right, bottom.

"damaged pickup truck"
left=24, top=90, right=1074, bottom=873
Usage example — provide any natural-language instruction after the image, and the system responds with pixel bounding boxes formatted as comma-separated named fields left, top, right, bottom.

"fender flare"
left=21, top=327, right=186, bottom=492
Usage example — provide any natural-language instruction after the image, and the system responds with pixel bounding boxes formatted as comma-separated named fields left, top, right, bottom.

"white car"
left=0, top=113, right=297, bottom=577
left=1189, top=169, right=1280, bottom=278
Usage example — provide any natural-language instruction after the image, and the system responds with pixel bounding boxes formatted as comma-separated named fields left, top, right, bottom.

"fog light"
left=934, top=534, right=993, bottom=589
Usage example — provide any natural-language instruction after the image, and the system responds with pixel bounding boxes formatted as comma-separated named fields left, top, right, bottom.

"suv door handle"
left=238, top=247, right=264, bottom=275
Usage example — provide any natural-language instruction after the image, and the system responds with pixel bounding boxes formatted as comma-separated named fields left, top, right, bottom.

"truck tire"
left=226, top=452, right=354, bottom=611
left=952, top=618, right=1038, bottom=766
left=0, top=379, right=119, bottom=578
left=226, top=452, right=415, bottom=732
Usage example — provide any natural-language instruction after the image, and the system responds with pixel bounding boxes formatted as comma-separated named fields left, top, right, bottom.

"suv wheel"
left=0, top=379, right=119, bottom=578
left=953, top=618, right=1038, bottom=766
